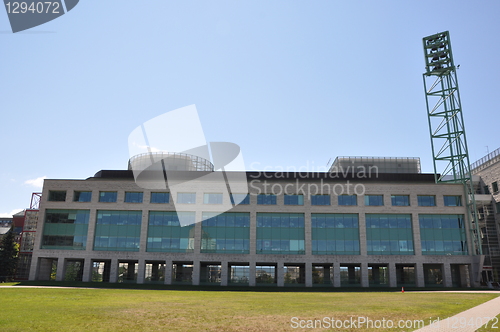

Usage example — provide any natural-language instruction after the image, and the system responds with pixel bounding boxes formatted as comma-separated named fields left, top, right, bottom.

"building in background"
left=471, top=147, right=500, bottom=285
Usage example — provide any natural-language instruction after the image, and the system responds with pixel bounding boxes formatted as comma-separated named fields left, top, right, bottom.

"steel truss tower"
left=422, top=31, right=482, bottom=255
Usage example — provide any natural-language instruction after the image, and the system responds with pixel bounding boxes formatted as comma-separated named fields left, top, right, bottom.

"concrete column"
left=416, top=262, right=425, bottom=287
left=304, top=212, right=312, bottom=256
left=139, top=210, right=149, bottom=253
left=360, top=262, right=369, bottom=287
left=443, top=263, right=452, bottom=287
left=277, top=262, right=284, bottom=287
left=109, top=259, right=118, bottom=283
left=220, top=261, right=228, bottom=286
left=55, top=258, right=65, bottom=281
left=192, top=260, right=200, bottom=285
left=194, top=215, right=202, bottom=255
left=333, top=262, right=341, bottom=287
left=137, top=259, right=146, bottom=284
left=388, top=262, right=397, bottom=287
left=411, top=212, right=422, bottom=255
left=459, top=265, right=470, bottom=287
left=86, top=208, right=97, bottom=253
left=250, top=211, right=257, bottom=255
left=305, top=262, right=312, bottom=287
left=249, top=262, right=256, bottom=286
left=358, top=214, right=367, bottom=256
left=164, top=260, right=172, bottom=285
left=82, top=257, right=92, bottom=282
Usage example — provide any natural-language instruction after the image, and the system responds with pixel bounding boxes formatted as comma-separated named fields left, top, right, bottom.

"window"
left=256, top=213, right=304, bottom=254
left=497, top=202, right=500, bottom=214
left=42, top=209, right=89, bottom=250
left=284, top=194, right=304, bottom=205
left=484, top=186, right=491, bottom=195
left=419, top=214, right=467, bottom=255
left=365, top=214, right=414, bottom=255
left=493, top=182, right=499, bottom=193
left=417, top=195, right=436, bottom=207
left=364, top=195, right=383, bottom=206
left=311, top=214, right=360, bottom=255
left=99, top=191, right=117, bottom=203
left=73, top=191, right=91, bottom=202
left=177, top=193, right=196, bottom=204
left=48, top=190, right=66, bottom=202
left=311, top=195, right=330, bottom=206
left=125, top=192, right=143, bottom=203
left=391, top=195, right=409, bottom=206
left=201, top=212, right=250, bottom=254
left=147, top=211, right=195, bottom=253
left=150, top=192, right=170, bottom=204
left=257, top=194, right=276, bottom=205
left=230, top=193, right=250, bottom=205
left=94, top=210, right=142, bottom=251
left=444, top=195, right=462, bottom=206
left=338, top=195, right=357, bottom=206
left=204, top=193, right=223, bottom=204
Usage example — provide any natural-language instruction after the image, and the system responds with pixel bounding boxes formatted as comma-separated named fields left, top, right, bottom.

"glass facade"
left=204, top=193, right=223, bottom=204
left=419, top=214, right=468, bottom=255
left=147, top=211, right=195, bottom=252
left=73, top=191, right=91, bottom=202
left=177, top=193, right=196, bottom=204
left=229, top=265, right=250, bottom=284
left=99, top=191, right=117, bottom=203
left=48, top=190, right=66, bottom=202
left=284, top=194, right=304, bottom=205
left=338, top=195, right=357, bottom=206
left=230, top=193, right=250, bottom=205
left=366, top=214, right=414, bottom=255
left=391, top=195, right=410, bottom=206
left=444, top=196, right=462, bottom=206
left=364, top=195, right=383, bottom=206
left=125, top=192, right=143, bottom=203
left=41, top=209, right=89, bottom=250
left=257, top=213, right=304, bottom=254
left=201, top=212, right=250, bottom=253
left=312, top=214, right=360, bottom=255
left=257, top=194, right=277, bottom=205
left=150, top=192, right=170, bottom=204
left=256, top=265, right=276, bottom=284
left=418, top=195, right=436, bottom=206
left=311, top=195, right=330, bottom=205
left=94, top=211, right=142, bottom=251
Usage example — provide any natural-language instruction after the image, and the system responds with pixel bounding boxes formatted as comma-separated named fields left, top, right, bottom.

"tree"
left=0, top=227, right=19, bottom=282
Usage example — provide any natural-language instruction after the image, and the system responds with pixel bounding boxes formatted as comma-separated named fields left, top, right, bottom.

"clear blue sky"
left=1, top=1, right=499, bottom=216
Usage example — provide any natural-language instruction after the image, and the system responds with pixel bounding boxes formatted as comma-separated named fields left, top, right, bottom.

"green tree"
left=0, top=227, right=19, bottom=281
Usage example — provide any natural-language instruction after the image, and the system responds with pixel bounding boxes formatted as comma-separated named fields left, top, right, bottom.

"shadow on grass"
left=7, top=280, right=493, bottom=293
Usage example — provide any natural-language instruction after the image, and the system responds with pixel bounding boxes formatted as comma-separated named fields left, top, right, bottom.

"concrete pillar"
left=277, top=262, right=284, bottom=287
left=416, top=263, right=425, bottom=287
left=109, top=259, right=118, bottom=283
left=333, top=262, right=341, bottom=287
left=323, top=265, right=331, bottom=285
left=304, top=212, right=312, bottom=256
left=388, top=262, right=397, bottom=287
left=56, top=258, right=65, bottom=281
left=137, top=259, right=146, bottom=284
left=82, top=258, right=92, bottom=282
left=459, top=265, right=470, bottom=288
left=305, top=262, right=312, bottom=287
left=360, top=263, right=369, bottom=287
left=164, top=260, right=172, bottom=285
left=192, top=260, right=200, bottom=285
left=358, top=213, right=367, bottom=256
left=221, top=261, right=228, bottom=286
left=249, top=262, right=256, bottom=286
left=443, top=263, right=452, bottom=287
left=139, top=210, right=149, bottom=253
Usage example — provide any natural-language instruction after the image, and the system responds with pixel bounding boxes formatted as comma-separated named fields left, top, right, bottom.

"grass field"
left=0, top=284, right=498, bottom=331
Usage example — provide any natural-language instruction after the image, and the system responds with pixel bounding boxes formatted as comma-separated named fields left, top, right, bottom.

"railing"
left=471, top=147, right=500, bottom=171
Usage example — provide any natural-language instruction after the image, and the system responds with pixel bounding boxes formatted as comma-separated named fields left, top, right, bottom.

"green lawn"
left=0, top=286, right=498, bottom=331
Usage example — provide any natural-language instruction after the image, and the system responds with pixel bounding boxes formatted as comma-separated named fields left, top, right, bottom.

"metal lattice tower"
left=422, top=31, right=482, bottom=255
